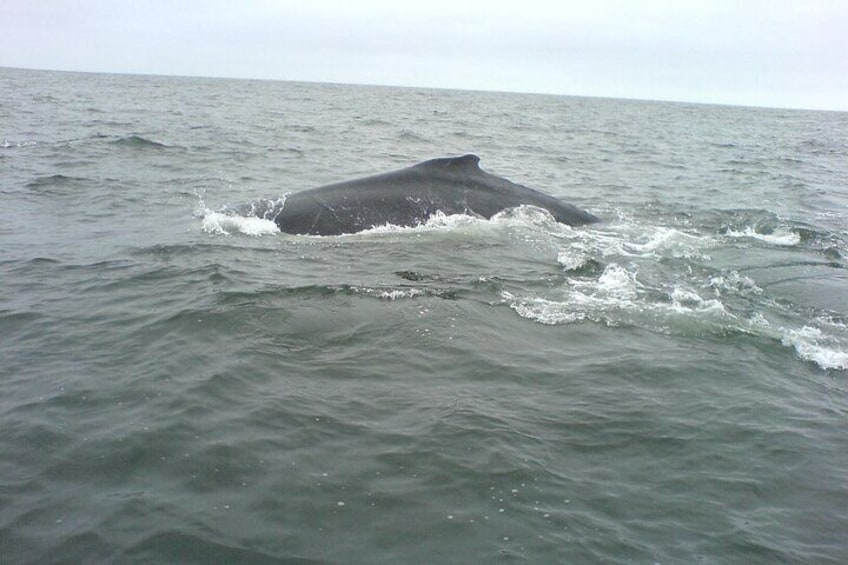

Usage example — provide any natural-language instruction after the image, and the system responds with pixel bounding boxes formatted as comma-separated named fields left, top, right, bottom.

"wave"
left=357, top=117, right=392, bottom=127
left=396, top=129, right=431, bottom=143
left=724, top=226, right=801, bottom=246
left=780, top=326, right=848, bottom=371
left=716, top=209, right=816, bottom=248
left=1, top=139, right=38, bottom=149
left=216, top=283, right=457, bottom=306
left=124, top=531, right=323, bottom=564
left=337, top=284, right=457, bottom=301
left=112, top=135, right=182, bottom=150
left=25, top=174, right=90, bottom=192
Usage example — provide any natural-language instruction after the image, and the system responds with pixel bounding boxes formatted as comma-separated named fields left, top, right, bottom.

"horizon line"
left=3, top=64, right=844, bottom=114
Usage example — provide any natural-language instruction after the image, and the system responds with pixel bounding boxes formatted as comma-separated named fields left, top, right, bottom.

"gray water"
left=1, top=67, right=847, bottom=564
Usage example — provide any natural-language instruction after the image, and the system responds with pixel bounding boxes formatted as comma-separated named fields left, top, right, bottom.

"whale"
left=273, top=154, right=599, bottom=235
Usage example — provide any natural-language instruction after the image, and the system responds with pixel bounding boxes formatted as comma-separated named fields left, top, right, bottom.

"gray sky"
left=2, top=0, right=846, bottom=111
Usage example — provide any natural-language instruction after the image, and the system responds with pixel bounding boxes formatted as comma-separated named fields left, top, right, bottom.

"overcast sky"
left=2, top=0, right=846, bottom=111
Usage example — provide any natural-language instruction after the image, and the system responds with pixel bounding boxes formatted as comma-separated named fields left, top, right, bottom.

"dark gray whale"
left=274, top=155, right=599, bottom=235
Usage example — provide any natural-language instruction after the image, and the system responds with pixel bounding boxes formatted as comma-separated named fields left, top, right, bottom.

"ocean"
left=1, top=67, right=846, bottom=564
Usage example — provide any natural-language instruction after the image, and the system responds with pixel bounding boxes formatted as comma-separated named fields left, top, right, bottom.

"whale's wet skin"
left=272, top=155, right=599, bottom=235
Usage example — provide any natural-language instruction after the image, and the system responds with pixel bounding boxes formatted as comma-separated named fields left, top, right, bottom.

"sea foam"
left=201, top=211, right=280, bottom=236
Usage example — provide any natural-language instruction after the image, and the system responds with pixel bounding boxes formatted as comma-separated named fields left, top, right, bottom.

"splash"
left=200, top=211, right=280, bottom=236
left=198, top=195, right=286, bottom=237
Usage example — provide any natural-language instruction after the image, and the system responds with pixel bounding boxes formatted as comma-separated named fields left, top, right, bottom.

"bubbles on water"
left=502, top=213, right=846, bottom=371
left=724, top=226, right=801, bottom=246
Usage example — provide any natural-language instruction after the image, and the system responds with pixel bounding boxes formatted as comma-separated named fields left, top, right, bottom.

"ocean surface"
left=1, top=67, right=847, bottom=564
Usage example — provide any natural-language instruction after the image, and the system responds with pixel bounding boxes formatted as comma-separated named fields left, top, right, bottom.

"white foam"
left=504, top=261, right=733, bottom=330
left=506, top=295, right=587, bottom=325
left=708, top=271, right=762, bottom=295
left=725, top=226, right=801, bottom=246
left=0, top=139, right=37, bottom=148
left=377, top=288, right=425, bottom=300
left=570, top=225, right=713, bottom=261
left=359, top=206, right=561, bottom=236
left=595, top=263, right=641, bottom=300
left=357, top=211, right=485, bottom=235
left=816, top=315, right=848, bottom=331
left=781, top=326, right=848, bottom=371
left=343, top=286, right=427, bottom=300
left=667, top=287, right=727, bottom=315
left=622, top=227, right=689, bottom=254
left=500, top=214, right=843, bottom=373
left=490, top=205, right=560, bottom=228
left=748, top=312, right=771, bottom=328
left=201, top=211, right=280, bottom=236
left=504, top=264, right=634, bottom=326
left=556, top=249, right=590, bottom=271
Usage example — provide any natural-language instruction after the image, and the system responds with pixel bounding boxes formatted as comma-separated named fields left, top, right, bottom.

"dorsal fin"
left=416, top=154, right=481, bottom=171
